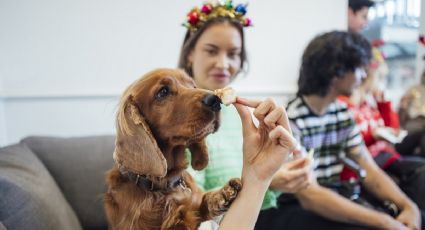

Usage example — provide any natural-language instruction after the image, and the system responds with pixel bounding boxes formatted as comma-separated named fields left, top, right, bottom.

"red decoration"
left=187, top=11, right=199, bottom=25
left=243, top=18, right=252, bottom=26
left=419, top=35, right=425, bottom=46
left=371, top=39, right=385, bottom=47
left=201, top=4, right=213, bottom=14
left=182, top=0, right=253, bottom=32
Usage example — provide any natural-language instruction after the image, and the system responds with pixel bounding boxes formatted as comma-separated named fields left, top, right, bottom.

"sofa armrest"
left=22, top=135, right=115, bottom=229
left=0, top=143, right=81, bottom=230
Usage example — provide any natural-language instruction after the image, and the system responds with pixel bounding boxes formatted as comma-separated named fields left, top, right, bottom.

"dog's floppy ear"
left=188, top=139, right=209, bottom=170
left=114, top=96, right=167, bottom=177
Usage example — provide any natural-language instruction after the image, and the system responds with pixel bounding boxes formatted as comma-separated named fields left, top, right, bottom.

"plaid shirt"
left=286, top=96, right=363, bottom=186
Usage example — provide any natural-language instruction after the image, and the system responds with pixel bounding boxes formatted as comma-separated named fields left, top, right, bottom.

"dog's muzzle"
left=202, top=94, right=221, bottom=112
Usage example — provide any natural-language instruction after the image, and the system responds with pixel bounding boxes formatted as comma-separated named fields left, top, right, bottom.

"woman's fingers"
left=264, top=106, right=283, bottom=129
left=263, top=106, right=292, bottom=135
left=281, top=110, right=292, bottom=135
left=254, top=99, right=292, bottom=135
left=269, top=125, right=296, bottom=151
left=236, top=97, right=292, bottom=135
left=234, top=103, right=257, bottom=137
left=253, top=98, right=275, bottom=124
left=236, top=97, right=262, bottom=108
left=237, top=98, right=276, bottom=122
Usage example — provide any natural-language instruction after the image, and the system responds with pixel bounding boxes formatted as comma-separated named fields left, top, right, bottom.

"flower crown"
left=183, top=0, right=252, bottom=32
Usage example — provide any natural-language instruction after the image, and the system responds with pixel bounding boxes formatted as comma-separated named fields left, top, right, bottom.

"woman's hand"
left=219, top=97, right=304, bottom=230
left=270, top=157, right=312, bottom=193
left=233, top=97, right=297, bottom=184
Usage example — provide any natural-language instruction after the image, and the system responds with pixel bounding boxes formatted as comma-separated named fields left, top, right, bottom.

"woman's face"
left=188, top=23, right=242, bottom=91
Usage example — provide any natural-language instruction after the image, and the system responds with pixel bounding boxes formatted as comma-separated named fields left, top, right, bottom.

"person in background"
left=399, top=67, right=425, bottom=134
left=346, top=0, right=424, bottom=157
left=338, top=56, right=425, bottom=212
left=348, top=0, right=374, bottom=34
left=256, top=31, right=422, bottom=230
left=177, top=1, right=312, bottom=228
left=344, top=0, right=425, bottom=214
left=399, top=36, right=425, bottom=130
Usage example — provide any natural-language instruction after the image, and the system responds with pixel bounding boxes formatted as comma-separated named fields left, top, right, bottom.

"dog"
left=104, top=68, right=242, bottom=230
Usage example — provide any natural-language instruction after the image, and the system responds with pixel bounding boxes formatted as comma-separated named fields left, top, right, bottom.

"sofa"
left=0, top=135, right=116, bottom=230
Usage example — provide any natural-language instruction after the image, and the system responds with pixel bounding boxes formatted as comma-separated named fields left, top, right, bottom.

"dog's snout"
left=202, top=94, right=221, bottom=112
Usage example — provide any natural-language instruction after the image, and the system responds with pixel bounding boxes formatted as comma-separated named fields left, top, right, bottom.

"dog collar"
left=120, top=169, right=187, bottom=192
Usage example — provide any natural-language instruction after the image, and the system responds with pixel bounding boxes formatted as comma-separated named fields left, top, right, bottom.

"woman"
left=177, top=1, right=312, bottom=228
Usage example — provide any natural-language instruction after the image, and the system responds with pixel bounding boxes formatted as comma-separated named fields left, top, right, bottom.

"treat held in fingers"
left=214, top=86, right=237, bottom=106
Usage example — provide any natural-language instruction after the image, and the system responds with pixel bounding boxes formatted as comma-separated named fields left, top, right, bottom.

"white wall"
left=0, top=78, right=5, bottom=146
left=233, top=0, right=348, bottom=92
left=0, top=0, right=347, bottom=146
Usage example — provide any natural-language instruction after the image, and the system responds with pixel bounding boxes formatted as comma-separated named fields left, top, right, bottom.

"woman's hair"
left=297, top=31, right=371, bottom=97
left=177, top=17, right=248, bottom=77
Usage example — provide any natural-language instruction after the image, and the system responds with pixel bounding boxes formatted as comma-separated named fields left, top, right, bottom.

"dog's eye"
left=155, top=86, right=170, bottom=100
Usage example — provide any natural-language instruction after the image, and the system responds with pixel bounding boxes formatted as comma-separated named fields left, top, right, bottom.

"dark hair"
left=349, top=0, right=375, bottom=13
left=178, top=17, right=247, bottom=77
left=297, top=31, right=371, bottom=97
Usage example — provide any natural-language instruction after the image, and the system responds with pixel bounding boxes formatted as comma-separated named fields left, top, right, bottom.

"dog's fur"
left=104, top=68, right=242, bottom=230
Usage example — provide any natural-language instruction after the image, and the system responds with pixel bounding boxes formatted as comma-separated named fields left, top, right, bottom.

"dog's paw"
left=221, top=178, right=242, bottom=208
left=200, top=178, right=242, bottom=219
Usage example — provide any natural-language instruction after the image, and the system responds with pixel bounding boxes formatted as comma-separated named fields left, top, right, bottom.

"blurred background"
left=0, top=0, right=424, bottom=146
left=363, top=0, right=424, bottom=103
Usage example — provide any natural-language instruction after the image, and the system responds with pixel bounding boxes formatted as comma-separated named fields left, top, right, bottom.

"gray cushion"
left=22, top=135, right=115, bottom=230
left=0, top=143, right=82, bottom=230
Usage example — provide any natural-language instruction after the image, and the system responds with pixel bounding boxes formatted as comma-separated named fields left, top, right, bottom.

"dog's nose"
left=202, top=94, right=221, bottom=112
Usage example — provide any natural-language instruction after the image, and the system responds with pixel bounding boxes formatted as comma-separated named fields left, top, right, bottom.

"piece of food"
left=214, top=86, right=236, bottom=106
left=307, top=148, right=315, bottom=161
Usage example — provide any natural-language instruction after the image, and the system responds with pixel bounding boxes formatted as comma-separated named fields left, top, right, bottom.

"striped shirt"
left=187, top=105, right=280, bottom=209
left=286, top=96, right=363, bottom=186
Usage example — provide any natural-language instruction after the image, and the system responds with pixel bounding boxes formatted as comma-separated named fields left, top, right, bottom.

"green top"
left=186, top=105, right=280, bottom=210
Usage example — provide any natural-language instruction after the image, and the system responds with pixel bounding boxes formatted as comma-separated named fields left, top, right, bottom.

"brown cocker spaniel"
left=104, top=68, right=242, bottom=230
